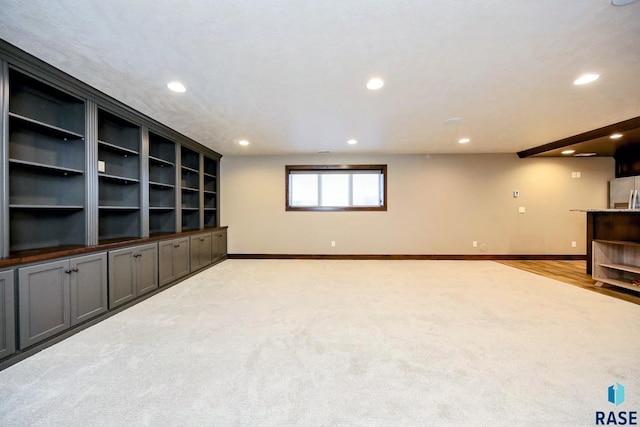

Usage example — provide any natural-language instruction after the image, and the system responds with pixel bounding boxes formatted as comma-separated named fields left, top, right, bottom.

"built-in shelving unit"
left=180, top=146, right=200, bottom=231
left=0, top=39, right=226, bottom=370
left=203, top=156, right=218, bottom=229
left=593, top=240, right=640, bottom=293
left=97, top=109, right=141, bottom=243
left=7, top=69, right=86, bottom=253
left=1, top=39, right=221, bottom=262
left=148, top=132, right=177, bottom=236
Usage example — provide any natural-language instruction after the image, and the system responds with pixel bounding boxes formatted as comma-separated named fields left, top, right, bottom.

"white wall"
left=221, top=153, right=614, bottom=255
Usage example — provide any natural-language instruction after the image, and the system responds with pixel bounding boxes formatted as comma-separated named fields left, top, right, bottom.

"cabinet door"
left=70, top=253, right=108, bottom=326
left=108, top=248, right=136, bottom=309
left=19, top=259, right=70, bottom=349
left=199, top=233, right=213, bottom=268
left=173, top=237, right=190, bottom=280
left=190, top=233, right=212, bottom=271
left=158, top=240, right=176, bottom=286
left=0, top=270, right=16, bottom=359
left=213, top=231, right=227, bottom=260
left=135, top=243, right=158, bottom=296
left=190, top=235, right=203, bottom=271
left=160, top=238, right=190, bottom=286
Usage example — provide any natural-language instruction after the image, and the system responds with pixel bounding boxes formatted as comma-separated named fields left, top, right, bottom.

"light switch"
left=98, top=160, right=106, bottom=173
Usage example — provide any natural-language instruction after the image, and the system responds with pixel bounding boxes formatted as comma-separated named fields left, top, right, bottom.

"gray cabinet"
left=213, top=229, right=227, bottom=260
left=190, top=232, right=212, bottom=272
left=159, top=237, right=190, bottom=287
left=70, top=253, right=108, bottom=326
left=0, top=270, right=16, bottom=359
left=108, top=243, right=158, bottom=308
left=18, top=253, right=107, bottom=349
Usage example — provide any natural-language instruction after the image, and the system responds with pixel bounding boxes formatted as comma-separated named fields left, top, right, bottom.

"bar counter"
left=573, top=209, right=640, bottom=273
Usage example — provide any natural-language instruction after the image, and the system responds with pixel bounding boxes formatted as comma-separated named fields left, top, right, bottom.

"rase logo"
left=610, top=383, right=626, bottom=407
left=596, top=382, right=637, bottom=425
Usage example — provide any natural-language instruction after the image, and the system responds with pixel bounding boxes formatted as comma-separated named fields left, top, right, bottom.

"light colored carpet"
left=0, top=260, right=639, bottom=426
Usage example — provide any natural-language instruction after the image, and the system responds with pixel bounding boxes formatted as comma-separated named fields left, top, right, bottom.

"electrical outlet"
left=513, top=190, right=519, bottom=198
left=472, top=241, right=478, bottom=248
left=98, top=160, right=106, bottom=173
left=518, top=207, right=526, bottom=214
left=331, top=241, right=336, bottom=247
left=571, top=241, right=577, bottom=248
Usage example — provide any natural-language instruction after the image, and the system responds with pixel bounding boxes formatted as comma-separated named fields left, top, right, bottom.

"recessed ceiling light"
left=167, top=81, right=186, bottom=92
left=444, top=118, right=462, bottom=125
left=347, top=139, right=358, bottom=145
left=574, top=153, right=597, bottom=157
left=573, top=74, right=600, bottom=85
left=366, top=78, right=384, bottom=90
left=561, top=149, right=576, bottom=155
left=610, top=133, right=623, bottom=139
left=238, top=139, right=250, bottom=146
left=458, top=138, right=471, bottom=144
left=612, top=0, right=638, bottom=5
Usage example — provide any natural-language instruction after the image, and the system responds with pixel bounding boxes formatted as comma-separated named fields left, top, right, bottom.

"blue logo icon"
left=609, top=382, right=625, bottom=407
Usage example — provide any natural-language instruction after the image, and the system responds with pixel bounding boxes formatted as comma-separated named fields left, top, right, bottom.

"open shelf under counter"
left=592, top=239, right=640, bottom=293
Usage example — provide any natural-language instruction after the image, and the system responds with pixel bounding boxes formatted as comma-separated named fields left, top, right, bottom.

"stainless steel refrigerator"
left=609, top=176, right=640, bottom=209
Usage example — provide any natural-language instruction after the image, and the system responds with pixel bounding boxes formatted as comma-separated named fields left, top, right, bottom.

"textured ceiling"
left=1, top=0, right=639, bottom=156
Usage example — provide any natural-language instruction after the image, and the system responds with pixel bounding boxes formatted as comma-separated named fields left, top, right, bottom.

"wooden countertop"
left=571, top=209, right=640, bottom=213
left=0, top=226, right=228, bottom=269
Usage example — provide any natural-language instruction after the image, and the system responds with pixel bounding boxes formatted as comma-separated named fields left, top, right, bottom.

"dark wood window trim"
left=285, top=165, right=387, bottom=212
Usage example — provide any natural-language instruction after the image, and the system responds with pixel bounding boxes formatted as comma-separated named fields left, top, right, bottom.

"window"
left=286, top=165, right=387, bottom=211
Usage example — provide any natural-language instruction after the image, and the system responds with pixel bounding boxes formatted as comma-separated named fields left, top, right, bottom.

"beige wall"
left=221, top=153, right=614, bottom=255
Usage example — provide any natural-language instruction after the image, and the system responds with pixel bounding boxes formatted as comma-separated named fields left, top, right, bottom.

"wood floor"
left=496, top=260, right=640, bottom=306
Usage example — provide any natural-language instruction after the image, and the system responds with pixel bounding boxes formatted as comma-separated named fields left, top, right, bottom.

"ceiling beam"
left=517, top=116, right=640, bottom=158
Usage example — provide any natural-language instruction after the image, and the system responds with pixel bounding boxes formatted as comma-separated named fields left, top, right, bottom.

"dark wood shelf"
left=0, top=226, right=228, bottom=269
